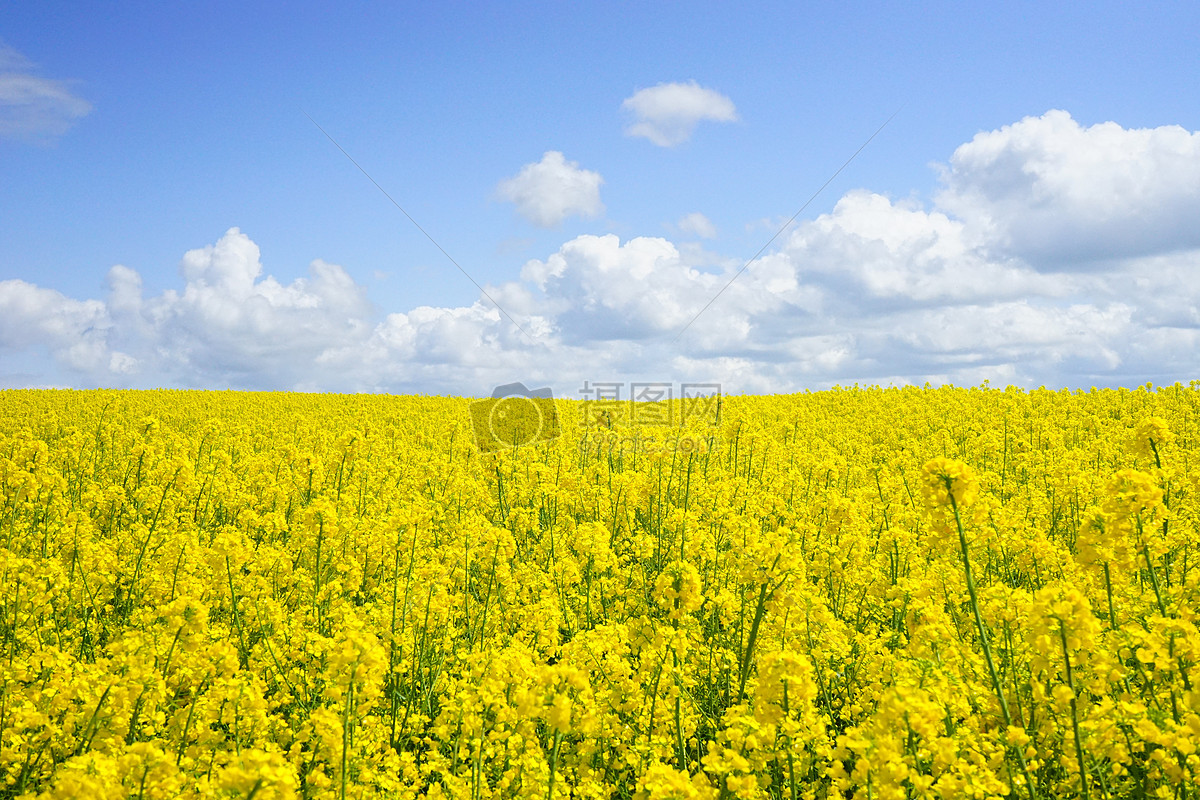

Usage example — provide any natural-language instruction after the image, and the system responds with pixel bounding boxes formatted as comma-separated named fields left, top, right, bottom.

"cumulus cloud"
left=151, top=231, right=374, bottom=385
left=0, top=279, right=118, bottom=372
left=0, top=229, right=381, bottom=389
left=6, top=111, right=1200, bottom=394
left=622, top=81, right=738, bottom=147
left=496, top=151, right=605, bottom=227
left=521, top=234, right=721, bottom=341
left=783, top=190, right=1072, bottom=307
left=936, top=109, right=1200, bottom=265
left=0, top=44, right=92, bottom=142
left=676, top=212, right=717, bottom=239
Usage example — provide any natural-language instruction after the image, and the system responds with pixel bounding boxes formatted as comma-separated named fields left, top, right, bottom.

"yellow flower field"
left=1, top=386, right=1197, bottom=800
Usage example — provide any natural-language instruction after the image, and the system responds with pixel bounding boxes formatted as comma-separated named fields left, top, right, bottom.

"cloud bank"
left=4, top=110, right=1199, bottom=395
left=936, top=109, right=1200, bottom=265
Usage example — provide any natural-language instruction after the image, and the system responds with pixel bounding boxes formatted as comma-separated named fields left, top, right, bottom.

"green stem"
left=673, top=648, right=687, bottom=772
left=783, top=682, right=798, bottom=800
left=547, top=729, right=563, bottom=800
left=1057, top=621, right=1090, bottom=800
left=1102, top=563, right=1118, bottom=629
left=341, top=679, right=355, bottom=800
left=946, top=486, right=1035, bottom=800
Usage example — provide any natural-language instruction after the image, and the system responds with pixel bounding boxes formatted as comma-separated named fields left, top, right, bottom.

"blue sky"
left=3, top=1, right=1200, bottom=395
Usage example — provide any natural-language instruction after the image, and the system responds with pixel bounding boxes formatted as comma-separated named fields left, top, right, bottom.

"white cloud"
left=936, top=109, right=1200, bottom=265
left=888, top=301, right=1129, bottom=368
left=6, top=112, right=1200, bottom=394
left=0, top=228, right=383, bottom=389
left=0, top=278, right=132, bottom=376
left=521, top=234, right=718, bottom=340
left=676, top=212, right=717, bottom=239
left=622, top=81, right=738, bottom=147
left=496, top=151, right=604, bottom=228
left=0, top=44, right=92, bottom=142
left=784, top=190, right=1071, bottom=306
left=149, top=230, right=375, bottom=386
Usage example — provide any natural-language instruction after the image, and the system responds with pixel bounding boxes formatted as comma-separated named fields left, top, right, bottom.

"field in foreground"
left=1, top=386, right=1198, bottom=800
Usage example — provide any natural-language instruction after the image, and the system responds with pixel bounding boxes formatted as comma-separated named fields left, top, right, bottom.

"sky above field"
left=3, top=1, right=1200, bottom=397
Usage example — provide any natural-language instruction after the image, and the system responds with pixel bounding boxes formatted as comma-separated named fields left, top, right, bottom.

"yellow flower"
left=548, top=692, right=573, bottom=733
left=636, top=761, right=718, bottom=799
left=654, top=560, right=704, bottom=621
left=1130, top=417, right=1174, bottom=463
left=920, top=457, right=980, bottom=509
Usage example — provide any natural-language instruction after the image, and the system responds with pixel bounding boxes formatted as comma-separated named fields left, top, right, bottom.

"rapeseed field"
left=1, top=386, right=1197, bottom=799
